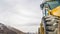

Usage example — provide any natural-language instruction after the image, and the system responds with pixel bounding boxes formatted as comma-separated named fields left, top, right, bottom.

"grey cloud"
left=0, top=0, right=42, bottom=32
left=16, top=22, right=40, bottom=26
left=26, top=23, right=40, bottom=26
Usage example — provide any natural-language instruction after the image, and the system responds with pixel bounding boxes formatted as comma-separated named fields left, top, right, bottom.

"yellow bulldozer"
left=39, top=0, right=60, bottom=34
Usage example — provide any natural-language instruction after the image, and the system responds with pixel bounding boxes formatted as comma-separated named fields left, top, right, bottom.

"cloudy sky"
left=0, top=0, right=43, bottom=33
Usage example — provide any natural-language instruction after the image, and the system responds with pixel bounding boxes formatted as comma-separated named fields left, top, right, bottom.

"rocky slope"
left=0, top=23, right=26, bottom=34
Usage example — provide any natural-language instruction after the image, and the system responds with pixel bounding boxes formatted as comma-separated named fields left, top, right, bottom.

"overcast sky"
left=0, top=0, right=43, bottom=33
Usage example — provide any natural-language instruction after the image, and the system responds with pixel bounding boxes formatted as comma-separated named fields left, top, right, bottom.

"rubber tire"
left=41, top=15, right=59, bottom=34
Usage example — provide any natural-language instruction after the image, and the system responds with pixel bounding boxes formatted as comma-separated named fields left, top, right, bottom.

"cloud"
left=0, top=0, right=43, bottom=33
left=25, top=23, right=40, bottom=26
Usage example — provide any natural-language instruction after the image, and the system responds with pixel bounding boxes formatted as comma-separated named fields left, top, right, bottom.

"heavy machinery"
left=39, top=0, right=60, bottom=34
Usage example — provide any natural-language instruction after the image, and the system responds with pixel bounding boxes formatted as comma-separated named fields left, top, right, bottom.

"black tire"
left=41, top=15, right=59, bottom=34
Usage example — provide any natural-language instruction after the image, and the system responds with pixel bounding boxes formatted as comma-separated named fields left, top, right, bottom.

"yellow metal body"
left=40, top=5, right=60, bottom=34
left=40, top=23, right=44, bottom=34
left=51, top=6, right=60, bottom=17
left=39, top=0, right=60, bottom=34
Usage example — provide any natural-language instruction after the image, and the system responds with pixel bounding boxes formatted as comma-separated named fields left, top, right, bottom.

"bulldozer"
left=39, top=0, right=60, bottom=34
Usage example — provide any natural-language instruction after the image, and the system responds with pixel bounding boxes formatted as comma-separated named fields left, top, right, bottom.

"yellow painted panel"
left=40, top=23, right=44, bottom=34
left=51, top=6, right=60, bottom=16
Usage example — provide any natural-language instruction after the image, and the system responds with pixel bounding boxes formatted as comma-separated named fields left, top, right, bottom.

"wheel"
left=40, top=15, right=59, bottom=34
